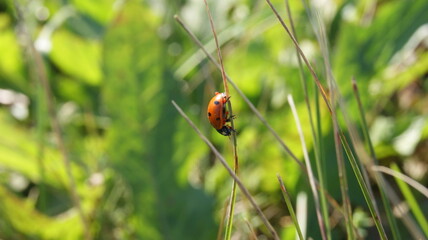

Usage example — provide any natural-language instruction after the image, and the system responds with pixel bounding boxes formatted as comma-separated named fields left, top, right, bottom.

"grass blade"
left=288, top=95, right=327, bottom=240
left=373, top=165, right=428, bottom=200
left=277, top=174, right=305, bottom=240
left=352, top=77, right=401, bottom=240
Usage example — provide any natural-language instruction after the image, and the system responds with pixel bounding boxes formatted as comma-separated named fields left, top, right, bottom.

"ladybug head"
left=216, top=125, right=234, bottom=136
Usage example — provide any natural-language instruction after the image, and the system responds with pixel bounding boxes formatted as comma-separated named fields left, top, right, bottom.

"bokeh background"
left=0, top=0, right=427, bottom=239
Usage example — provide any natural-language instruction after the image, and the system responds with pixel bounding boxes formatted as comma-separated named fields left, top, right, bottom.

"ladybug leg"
left=226, top=115, right=236, bottom=122
left=225, top=96, right=231, bottom=103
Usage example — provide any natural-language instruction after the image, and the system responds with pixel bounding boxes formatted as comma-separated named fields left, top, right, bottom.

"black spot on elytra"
left=216, top=117, right=220, bottom=121
left=214, top=101, right=220, bottom=105
left=208, top=112, right=211, bottom=117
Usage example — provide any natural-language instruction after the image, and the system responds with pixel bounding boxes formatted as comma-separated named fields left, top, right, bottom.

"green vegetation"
left=0, top=0, right=427, bottom=239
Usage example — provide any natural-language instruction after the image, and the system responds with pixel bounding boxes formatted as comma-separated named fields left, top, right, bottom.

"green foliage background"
left=0, top=0, right=427, bottom=239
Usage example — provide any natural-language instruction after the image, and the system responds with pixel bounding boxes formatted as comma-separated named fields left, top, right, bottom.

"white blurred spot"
left=393, top=117, right=426, bottom=156
left=0, top=89, right=15, bottom=105
left=404, top=158, right=427, bottom=181
left=35, top=6, right=50, bottom=21
left=0, top=89, right=30, bottom=120
left=9, top=173, right=29, bottom=192
left=11, top=102, right=29, bottom=120
left=158, top=24, right=172, bottom=40
left=233, top=5, right=249, bottom=21
left=369, top=117, right=394, bottom=145
left=89, top=172, right=104, bottom=186
left=58, top=102, right=79, bottom=124
left=35, top=37, right=52, bottom=53
left=168, top=42, right=182, bottom=56
left=342, top=4, right=357, bottom=22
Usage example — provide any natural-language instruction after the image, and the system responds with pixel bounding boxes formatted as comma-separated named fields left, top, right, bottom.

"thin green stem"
left=201, top=2, right=239, bottom=239
left=352, top=78, right=401, bottom=240
left=339, top=132, right=387, bottom=240
left=277, top=174, right=304, bottom=240
left=217, top=198, right=230, bottom=240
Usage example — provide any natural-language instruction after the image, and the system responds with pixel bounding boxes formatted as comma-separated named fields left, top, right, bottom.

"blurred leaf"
left=50, top=30, right=102, bottom=85
left=0, top=14, right=26, bottom=91
left=0, top=110, right=68, bottom=188
left=0, top=185, right=83, bottom=239
left=71, top=0, right=115, bottom=24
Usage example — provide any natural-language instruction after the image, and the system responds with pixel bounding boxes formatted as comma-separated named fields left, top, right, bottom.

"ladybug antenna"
left=203, top=0, right=229, bottom=98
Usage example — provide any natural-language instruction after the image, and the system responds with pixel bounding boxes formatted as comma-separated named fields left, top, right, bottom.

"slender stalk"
left=202, top=2, right=239, bottom=239
left=264, top=0, right=332, bottom=114
left=217, top=198, right=230, bottom=240
left=352, top=78, right=401, bottom=240
left=172, top=101, right=280, bottom=240
left=14, top=1, right=90, bottom=239
left=277, top=174, right=304, bottom=240
left=334, top=123, right=355, bottom=240
left=284, top=0, right=330, bottom=237
left=288, top=95, right=327, bottom=240
left=339, top=133, right=387, bottom=240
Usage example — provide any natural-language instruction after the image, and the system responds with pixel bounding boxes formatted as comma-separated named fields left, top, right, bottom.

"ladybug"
left=207, top=92, right=235, bottom=136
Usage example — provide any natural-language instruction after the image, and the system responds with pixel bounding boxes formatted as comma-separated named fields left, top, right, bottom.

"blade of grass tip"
left=201, top=2, right=239, bottom=239
left=277, top=174, right=304, bottom=240
left=14, top=2, right=90, bottom=239
left=288, top=94, right=327, bottom=240
left=352, top=78, right=401, bottom=240
left=284, top=0, right=330, bottom=237
left=171, top=101, right=280, bottom=240
left=174, top=14, right=346, bottom=217
left=388, top=164, right=428, bottom=236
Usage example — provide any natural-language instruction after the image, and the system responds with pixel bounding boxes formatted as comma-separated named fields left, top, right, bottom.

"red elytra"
left=207, top=92, right=234, bottom=136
